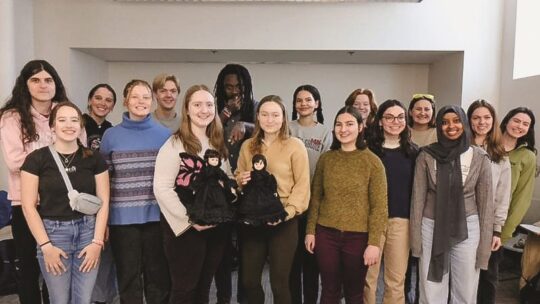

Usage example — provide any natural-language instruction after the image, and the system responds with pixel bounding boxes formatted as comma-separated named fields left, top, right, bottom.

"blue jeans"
left=37, top=216, right=99, bottom=304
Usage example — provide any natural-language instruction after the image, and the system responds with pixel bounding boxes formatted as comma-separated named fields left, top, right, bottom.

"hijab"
left=422, top=105, right=472, bottom=282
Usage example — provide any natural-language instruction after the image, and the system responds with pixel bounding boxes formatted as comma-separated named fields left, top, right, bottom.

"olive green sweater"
left=501, top=144, right=537, bottom=243
left=306, top=148, right=388, bottom=246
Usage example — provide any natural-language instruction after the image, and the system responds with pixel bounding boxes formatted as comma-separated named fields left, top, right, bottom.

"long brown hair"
left=174, top=85, right=227, bottom=158
left=466, top=99, right=506, bottom=163
left=0, top=60, right=68, bottom=145
left=344, top=88, right=377, bottom=126
left=249, top=95, right=290, bottom=155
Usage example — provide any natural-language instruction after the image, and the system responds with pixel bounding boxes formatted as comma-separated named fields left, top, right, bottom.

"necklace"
left=58, top=151, right=77, bottom=173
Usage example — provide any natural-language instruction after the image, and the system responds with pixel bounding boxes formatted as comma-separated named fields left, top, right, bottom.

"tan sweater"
left=410, top=127, right=437, bottom=148
left=306, top=148, right=388, bottom=246
left=235, top=137, right=310, bottom=220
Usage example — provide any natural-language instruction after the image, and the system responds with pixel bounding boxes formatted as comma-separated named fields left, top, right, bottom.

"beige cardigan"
left=410, top=146, right=494, bottom=270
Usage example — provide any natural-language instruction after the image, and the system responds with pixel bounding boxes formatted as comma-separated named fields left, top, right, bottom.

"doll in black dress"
left=238, top=154, right=287, bottom=226
left=185, top=149, right=237, bottom=225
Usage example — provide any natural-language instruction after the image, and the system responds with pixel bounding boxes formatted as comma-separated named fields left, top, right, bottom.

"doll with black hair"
left=238, top=154, right=288, bottom=225
left=187, top=149, right=237, bottom=225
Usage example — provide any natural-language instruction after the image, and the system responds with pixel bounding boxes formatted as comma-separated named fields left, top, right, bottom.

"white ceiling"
left=113, top=0, right=422, bottom=2
left=75, top=48, right=456, bottom=64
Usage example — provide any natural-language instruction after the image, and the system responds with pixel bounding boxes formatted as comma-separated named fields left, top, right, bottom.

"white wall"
left=0, top=0, right=16, bottom=103
left=0, top=0, right=34, bottom=192
left=513, top=0, right=540, bottom=79
left=69, top=50, right=109, bottom=105
left=29, top=0, right=504, bottom=107
left=0, top=0, right=34, bottom=102
left=13, top=0, right=34, bottom=75
left=0, top=0, right=507, bottom=192
left=500, top=0, right=540, bottom=223
left=428, top=53, right=464, bottom=109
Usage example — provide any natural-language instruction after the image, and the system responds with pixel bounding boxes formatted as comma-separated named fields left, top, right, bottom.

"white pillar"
left=0, top=0, right=16, bottom=192
left=0, top=0, right=16, bottom=103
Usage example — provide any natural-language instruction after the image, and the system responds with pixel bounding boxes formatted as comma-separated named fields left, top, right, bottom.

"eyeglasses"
left=412, top=93, right=434, bottom=100
left=382, top=115, right=406, bottom=123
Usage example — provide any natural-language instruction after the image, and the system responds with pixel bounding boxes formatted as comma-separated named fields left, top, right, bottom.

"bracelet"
left=39, top=240, right=51, bottom=248
left=92, top=239, right=105, bottom=247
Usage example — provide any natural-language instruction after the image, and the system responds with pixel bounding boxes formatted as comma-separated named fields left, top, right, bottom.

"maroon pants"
left=315, top=225, right=369, bottom=304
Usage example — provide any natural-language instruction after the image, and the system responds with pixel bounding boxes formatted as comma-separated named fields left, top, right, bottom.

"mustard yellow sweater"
left=306, top=148, right=388, bottom=246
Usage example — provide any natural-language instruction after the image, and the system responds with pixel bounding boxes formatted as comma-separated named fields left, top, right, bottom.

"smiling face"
left=470, top=106, right=493, bottom=137
left=89, top=87, right=115, bottom=119
left=441, top=112, right=464, bottom=140
left=53, top=106, right=82, bottom=143
left=410, top=99, right=433, bottom=126
left=335, top=112, right=363, bottom=148
left=155, top=80, right=179, bottom=111
left=380, top=105, right=406, bottom=138
left=352, top=94, right=371, bottom=120
left=187, top=90, right=216, bottom=129
left=295, top=90, right=318, bottom=118
left=125, top=84, right=152, bottom=121
left=258, top=101, right=284, bottom=136
left=27, top=70, right=56, bottom=104
left=505, top=112, right=532, bottom=140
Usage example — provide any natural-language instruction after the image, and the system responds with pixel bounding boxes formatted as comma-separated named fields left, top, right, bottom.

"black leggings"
left=162, top=219, right=229, bottom=304
left=11, top=206, right=49, bottom=304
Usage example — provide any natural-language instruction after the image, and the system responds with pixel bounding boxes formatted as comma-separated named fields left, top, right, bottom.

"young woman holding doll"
left=154, top=84, right=234, bottom=304
left=235, top=95, right=310, bottom=304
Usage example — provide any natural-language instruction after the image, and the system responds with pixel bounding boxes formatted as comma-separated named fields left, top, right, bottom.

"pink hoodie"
left=0, top=106, right=86, bottom=205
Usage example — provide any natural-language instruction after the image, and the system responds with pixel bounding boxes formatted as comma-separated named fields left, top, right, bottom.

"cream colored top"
left=410, top=127, right=437, bottom=147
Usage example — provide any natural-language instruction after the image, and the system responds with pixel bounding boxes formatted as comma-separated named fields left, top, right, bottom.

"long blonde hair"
left=174, top=85, right=227, bottom=158
left=249, top=95, right=290, bottom=155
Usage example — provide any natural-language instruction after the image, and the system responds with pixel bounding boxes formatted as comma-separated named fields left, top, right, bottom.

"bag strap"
left=48, top=145, right=74, bottom=192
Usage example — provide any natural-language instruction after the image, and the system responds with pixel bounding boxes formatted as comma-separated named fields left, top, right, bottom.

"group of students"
left=0, top=59, right=536, bottom=304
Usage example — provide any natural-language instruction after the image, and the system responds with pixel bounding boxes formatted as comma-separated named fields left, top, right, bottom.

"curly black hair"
left=214, top=64, right=255, bottom=123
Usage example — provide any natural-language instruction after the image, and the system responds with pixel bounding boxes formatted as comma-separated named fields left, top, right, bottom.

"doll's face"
left=253, top=160, right=265, bottom=171
left=208, top=157, right=219, bottom=167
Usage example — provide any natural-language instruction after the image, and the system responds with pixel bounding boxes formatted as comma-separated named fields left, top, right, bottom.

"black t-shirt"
left=83, top=113, right=113, bottom=151
left=21, top=146, right=108, bottom=220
